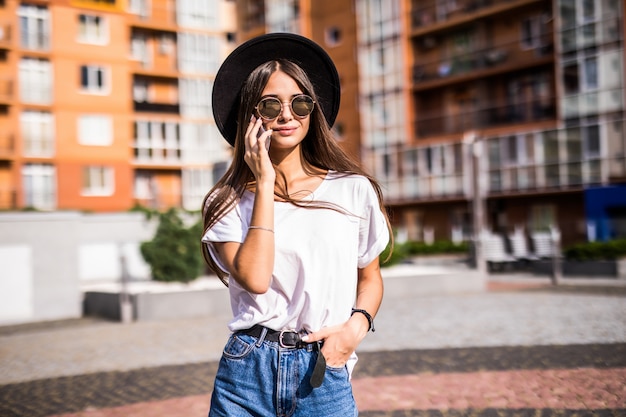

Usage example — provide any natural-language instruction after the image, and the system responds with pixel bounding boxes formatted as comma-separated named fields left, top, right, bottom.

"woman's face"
left=257, top=70, right=311, bottom=151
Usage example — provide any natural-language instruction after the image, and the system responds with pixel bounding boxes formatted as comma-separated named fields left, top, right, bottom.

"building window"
left=78, top=14, right=108, bottom=45
left=529, top=204, right=556, bottom=231
left=182, top=168, right=213, bottom=211
left=22, top=163, right=56, bottom=210
left=179, top=78, right=212, bottom=118
left=128, top=0, right=149, bottom=18
left=266, top=0, right=300, bottom=33
left=82, top=166, right=114, bottom=196
left=134, top=171, right=153, bottom=201
left=325, top=27, right=342, bottom=46
left=133, top=78, right=149, bottom=102
left=176, top=0, right=219, bottom=29
left=77, top=115, right=113, bottom=146
left=134, top=120, right=181, bottom=163
left=18, top=58, right=52, bottom=104
left=18, top=4, right=50, bottom=50
left=80, top=65, right=109, bottom=94
left=178, top=33, right=221, bottom=74
left=130, top=32, right=150, bottom=67
left=20, top=111, right=55, bottom=157
left=158, top=33, right=174, bottom=55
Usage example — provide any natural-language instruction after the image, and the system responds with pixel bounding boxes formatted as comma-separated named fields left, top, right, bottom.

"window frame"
left=77, top=14, right=109, bottom=45
left=81, top=165, right=115, bottom=196
left=79, top=64, right=110, bottom=95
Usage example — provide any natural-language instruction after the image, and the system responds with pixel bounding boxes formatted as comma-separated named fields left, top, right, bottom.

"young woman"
left=202, top=33, right=392, bottom=417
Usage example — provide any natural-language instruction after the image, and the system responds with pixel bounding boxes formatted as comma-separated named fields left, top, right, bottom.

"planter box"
left=82, top=277, right=230, bottom=321
left=531, top=259, right=619, bottom=277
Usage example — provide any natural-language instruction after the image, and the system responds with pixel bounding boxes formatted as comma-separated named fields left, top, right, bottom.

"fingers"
left=301, top=327, right=330, bottom=343
left=245, top=116, right=272, bottom=153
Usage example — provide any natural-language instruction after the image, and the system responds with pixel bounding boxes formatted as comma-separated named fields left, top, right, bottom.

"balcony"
left=412, top=41, right=554, bottom=91
left=410, top=0, right=543, bottom=35
left=133, top=101, right=179, bottom=113
left=415, top=96, right=557, bottom=138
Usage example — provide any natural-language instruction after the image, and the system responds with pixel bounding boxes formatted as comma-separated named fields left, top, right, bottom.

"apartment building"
left=0, top=0, right=236, bottom=212
left=217, top=0, right=626, bottom=246
left=356, top=0, right=625, bottom=246
left=4, top=0, right=624, bottom=245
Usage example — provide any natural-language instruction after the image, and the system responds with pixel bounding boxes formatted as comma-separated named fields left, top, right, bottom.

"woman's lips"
left=275, top=127, right=298, bottom=136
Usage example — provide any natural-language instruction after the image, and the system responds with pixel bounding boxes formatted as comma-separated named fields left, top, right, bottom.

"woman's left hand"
left=302, top=320, right=367, bottom=368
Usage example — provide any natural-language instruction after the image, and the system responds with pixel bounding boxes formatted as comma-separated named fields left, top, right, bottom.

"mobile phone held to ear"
left=258, top=124, right=271, bottom=151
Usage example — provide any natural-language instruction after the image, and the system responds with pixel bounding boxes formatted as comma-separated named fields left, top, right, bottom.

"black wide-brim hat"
left=212, top=33, right=341, bottom=146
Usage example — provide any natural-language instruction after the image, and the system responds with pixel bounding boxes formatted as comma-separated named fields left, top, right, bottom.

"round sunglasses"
left=255, top=94, right=315, bottom=121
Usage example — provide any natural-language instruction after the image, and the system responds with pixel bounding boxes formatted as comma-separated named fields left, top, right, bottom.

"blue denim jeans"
left=208, top=330, right=358, bottom=417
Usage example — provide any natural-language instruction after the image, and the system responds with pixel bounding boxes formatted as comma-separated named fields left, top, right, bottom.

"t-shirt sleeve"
left=201, top=204, right=246, bottom=274
left=357, top=181, right=390, bottom=268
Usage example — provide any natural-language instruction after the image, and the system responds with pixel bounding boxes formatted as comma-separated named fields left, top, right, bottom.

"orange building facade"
left=0, top=0, right=236, bottom=212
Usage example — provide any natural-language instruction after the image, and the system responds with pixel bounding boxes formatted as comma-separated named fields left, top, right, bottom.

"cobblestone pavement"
left=1, top=275, right=625, bottom=417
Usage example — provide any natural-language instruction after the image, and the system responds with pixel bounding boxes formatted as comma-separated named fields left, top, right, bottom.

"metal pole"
left=119, top=249, right=133, bottom=323
left=467, top=132, right=486, bottom=276
left=550, top=225, right=562, bottom=285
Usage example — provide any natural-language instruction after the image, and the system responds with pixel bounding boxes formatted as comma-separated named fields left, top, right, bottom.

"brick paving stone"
left=47, top=394, right=211, bottom=417
left=352, top=368, right=626, bottom=411
left=2, top=344, right=625, bottom=417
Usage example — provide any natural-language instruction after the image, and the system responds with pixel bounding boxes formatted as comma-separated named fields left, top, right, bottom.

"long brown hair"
left=202, top=59, right=393, bottom=285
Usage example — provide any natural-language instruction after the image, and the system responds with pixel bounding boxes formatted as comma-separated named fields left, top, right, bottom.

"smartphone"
left=258, top=123, right=271, bottom=151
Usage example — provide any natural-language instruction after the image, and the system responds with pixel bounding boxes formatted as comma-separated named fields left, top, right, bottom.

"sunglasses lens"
left=292, top=95, right=314, bottom=117
left=257, top=98, right=281, bottom=119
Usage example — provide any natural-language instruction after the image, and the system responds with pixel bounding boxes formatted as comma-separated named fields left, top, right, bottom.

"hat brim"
left=212, top=33, right=340, bottom=146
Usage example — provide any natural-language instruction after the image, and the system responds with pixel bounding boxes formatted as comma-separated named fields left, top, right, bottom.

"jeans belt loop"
left=255, top=327, right=268, bottom=347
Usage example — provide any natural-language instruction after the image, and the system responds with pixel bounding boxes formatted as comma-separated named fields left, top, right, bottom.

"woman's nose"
left=278, top=101, right=293, bottom=121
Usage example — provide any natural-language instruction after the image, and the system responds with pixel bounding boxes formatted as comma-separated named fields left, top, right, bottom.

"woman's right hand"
left=244, top=116, right=275, bottom=185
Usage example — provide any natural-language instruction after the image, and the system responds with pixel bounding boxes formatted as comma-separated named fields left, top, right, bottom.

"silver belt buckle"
left=278, top=329, right=299, bottom=348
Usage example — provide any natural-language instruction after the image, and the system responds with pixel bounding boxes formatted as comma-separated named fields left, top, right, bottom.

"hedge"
left=381, top=240, right=469, bottom=267
left=563, top=239, right=626, bottom=261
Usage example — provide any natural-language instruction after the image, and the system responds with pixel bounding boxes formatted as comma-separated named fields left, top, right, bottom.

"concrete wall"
left=0, top=212, right=158, bottom=325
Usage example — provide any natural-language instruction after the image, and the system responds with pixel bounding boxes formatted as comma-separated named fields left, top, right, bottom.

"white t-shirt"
left=202, top=171, right=389, bottom=335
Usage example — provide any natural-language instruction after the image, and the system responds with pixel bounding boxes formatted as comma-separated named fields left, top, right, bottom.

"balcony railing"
left=415, top=96, right=557, bottom=138
left=412, top=40, right=553, bottom=87
left=411, top=0, right=537, bottom=31
left=133, top=101, right=179, bottom=113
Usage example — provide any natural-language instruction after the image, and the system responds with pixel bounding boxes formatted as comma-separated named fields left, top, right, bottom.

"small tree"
left=140, top=208, right=203, bottom=283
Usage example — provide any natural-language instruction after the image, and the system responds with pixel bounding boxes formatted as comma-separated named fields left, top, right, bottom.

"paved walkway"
left=1, top=271, right=625, bottom=416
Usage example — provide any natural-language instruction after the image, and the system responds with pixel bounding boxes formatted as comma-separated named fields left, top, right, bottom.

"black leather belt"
left=237, top=324, right=312, bottom=349
left=236, top=324, right=327, bottom=388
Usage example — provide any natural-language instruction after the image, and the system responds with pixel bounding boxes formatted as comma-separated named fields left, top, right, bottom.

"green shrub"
left=380, top=241, right=408, bottom=267
left=140, top=208, right=204, bottom=283
left=563, top=239, right=626, bottom=261
left=405, top=240, right=469, bottom=255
